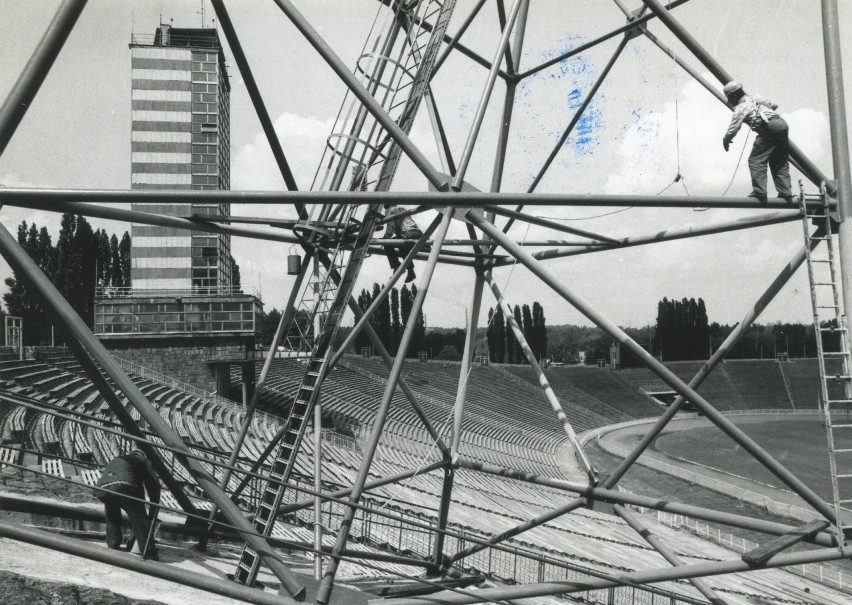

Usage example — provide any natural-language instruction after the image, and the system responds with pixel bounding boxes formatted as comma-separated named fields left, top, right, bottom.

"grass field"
left=653, top=416, right=849, bottom=502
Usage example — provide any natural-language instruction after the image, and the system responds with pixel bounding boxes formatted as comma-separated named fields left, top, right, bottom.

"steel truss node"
left=0, top=0, right=851, bottom=604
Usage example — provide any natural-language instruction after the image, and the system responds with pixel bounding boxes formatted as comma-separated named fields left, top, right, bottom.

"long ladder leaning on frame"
left=800, top=182, right=852, bottom=546
left=231, top=0, right=458, bottom=587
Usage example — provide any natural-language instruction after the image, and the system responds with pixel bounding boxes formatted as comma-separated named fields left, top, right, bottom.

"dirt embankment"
left=0, top=570, right=165, bottom=605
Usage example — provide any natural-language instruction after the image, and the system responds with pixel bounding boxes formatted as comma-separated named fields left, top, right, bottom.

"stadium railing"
left=278, top=475, right=704, bottom=605
left=657, top=511, right=850, bottom=594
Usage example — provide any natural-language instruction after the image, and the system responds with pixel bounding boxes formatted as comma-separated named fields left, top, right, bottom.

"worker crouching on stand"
left=95, top=449, right=161, bottom=560
left=383, top=205, right=423, bottom=283
left=721, top=81, right=794, bottom=204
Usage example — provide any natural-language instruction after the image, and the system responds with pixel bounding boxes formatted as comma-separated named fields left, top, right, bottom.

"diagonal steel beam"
left=3, top=198, right=301, bottom=243
left=328, top=215, right=441, bottom=368
left=0, top=520, right=301, bottom=605
left=457, top=457, right=837, bottom=547
left=452, top=0, right=523, bottom=188
left=0, top=0, right=87, bottom=157
left=614, top=505, right=725, bottom=605
left=405, top=0, right=506, bottom=78
left=484, top=273, right=594, bottom=478
left=210, top=0, right=299, bottom=195
left=488, top=206, right=620, bottom=244
left=316, top=208, right=455, bottom=603
left=345, top=300, right=452, bottom=459
left=470, top=211, right=839, bottom=525
left=516, top=0, right=691, bottom=79
left=383, top=544, right=851, bottom=604
left=431, top=0, right=488, bottom=77
left=492, top=209, right=802, bottom=265
left=527, top=36, right=628, bottom=194
left=271, top=0, right=448, bottom=191
left=641, top=0, right=835, bottom=195
left=597, top=226, right=826, bottom=493
left=0, top=223, right=307, bottom=598
left=422, top=85, right=456, bottom=175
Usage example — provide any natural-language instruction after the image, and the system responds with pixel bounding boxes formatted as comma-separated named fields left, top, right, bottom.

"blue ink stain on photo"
left=521, top=34, right=606, bottom=159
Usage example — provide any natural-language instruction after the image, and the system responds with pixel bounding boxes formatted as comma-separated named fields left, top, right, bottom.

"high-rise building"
left=129, top=24, right=232, bottom=291
left=93, top=24, right=259, bottom=396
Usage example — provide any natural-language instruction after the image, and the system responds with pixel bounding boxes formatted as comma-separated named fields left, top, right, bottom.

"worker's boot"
left=405, top=267, right=416, bottom=283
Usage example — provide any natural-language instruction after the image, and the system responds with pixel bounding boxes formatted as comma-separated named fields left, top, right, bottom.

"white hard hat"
left=723, top=81, right=743, bottom=96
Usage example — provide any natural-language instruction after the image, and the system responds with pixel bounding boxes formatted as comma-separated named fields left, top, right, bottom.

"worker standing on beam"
left=95, top=449, right=161, bottom=560
left=722, top=81, right=794, bottom=204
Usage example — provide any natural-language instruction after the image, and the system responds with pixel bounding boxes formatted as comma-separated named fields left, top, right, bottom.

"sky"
left=0, top=0, right=850, bottom=330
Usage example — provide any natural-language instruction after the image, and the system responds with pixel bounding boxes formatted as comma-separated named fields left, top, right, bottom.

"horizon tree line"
left=2, top=214, right=131, bottom=345
left=486, top=302, right=547, bottom=364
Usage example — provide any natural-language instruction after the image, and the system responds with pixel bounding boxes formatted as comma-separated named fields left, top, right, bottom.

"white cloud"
left=232, top=112, right=337, bottom=192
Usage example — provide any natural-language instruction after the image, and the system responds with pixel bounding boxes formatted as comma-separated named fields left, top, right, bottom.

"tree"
left=410, top=284, right=425, bottom=357
left=109, top=234, right=122, bottom=287
left=512, top=305, right=523, bottom=363
left=522, top=304, right=534, bottom=363
left=486, top=308, right=497, bottom=362
left=93, top=229, right=112, bottom=288
left=655, top=296, right=710, bottom=361
left=54, top=213, right=76, bottom=297
left=68, top=216, right=96, bottom=327
left=492, top=306, right=506, bottom=363
left=532, top=302, right=547, bottom=361
left=260, top=307, right=282, bottom=346
left=373, top=282, right=390, bottom=349
left=354, top=288, right=373, bottom=353
left=435, top=345, right=462, bottom=361
left=119, top=232, right=131, bottom=287
left=3, top=222, right=52, bottom=344
left=231, top=257, right=242, bottom=289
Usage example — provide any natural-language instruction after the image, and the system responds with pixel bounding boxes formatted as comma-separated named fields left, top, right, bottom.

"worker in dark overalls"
left=722, top=81, right=793, bottom=204
left=95, top=449, right=161, bottom=560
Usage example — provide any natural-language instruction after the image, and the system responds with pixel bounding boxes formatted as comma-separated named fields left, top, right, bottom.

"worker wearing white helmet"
left=722, top=81, right=793, bottom=204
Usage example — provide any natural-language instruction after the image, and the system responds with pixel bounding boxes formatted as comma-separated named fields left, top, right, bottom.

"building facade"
left=93, top=25, right=258, bottom=395
left=130, top=25, right=232, bottom=291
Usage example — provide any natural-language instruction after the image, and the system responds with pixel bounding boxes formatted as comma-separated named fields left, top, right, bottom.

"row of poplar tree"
left=3, top=214, right=131, bottom=345
left=655, top=297, right=709, bottom=361
left=486, top=302, right=547, bottom=364
left=352, top=283, right=426, bottom=357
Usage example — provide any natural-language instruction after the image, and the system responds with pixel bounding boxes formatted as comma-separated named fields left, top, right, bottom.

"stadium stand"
left=1, top=348, right=847, bottom=602
left=723, top=360, right=794, bottom=410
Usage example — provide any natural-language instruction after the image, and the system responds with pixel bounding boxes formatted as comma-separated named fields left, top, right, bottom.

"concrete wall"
left=102, top=336, right=251, bottom=393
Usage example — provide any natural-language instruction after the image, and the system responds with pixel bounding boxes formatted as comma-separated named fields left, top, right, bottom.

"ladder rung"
left=836, top=474, right=852, bottom=479
left=821, top=327, right=847, bottom=332
left=814, top=282, right=837, bottom=286
left=832, top=448, right=852, bottom=453
left=822, top=352, right=848, bottom=356
left=839, top=499, right=852, bottom=503
left=817, top=305, right=840, bottom=309
left=812, top=259, right=831, bottom=263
